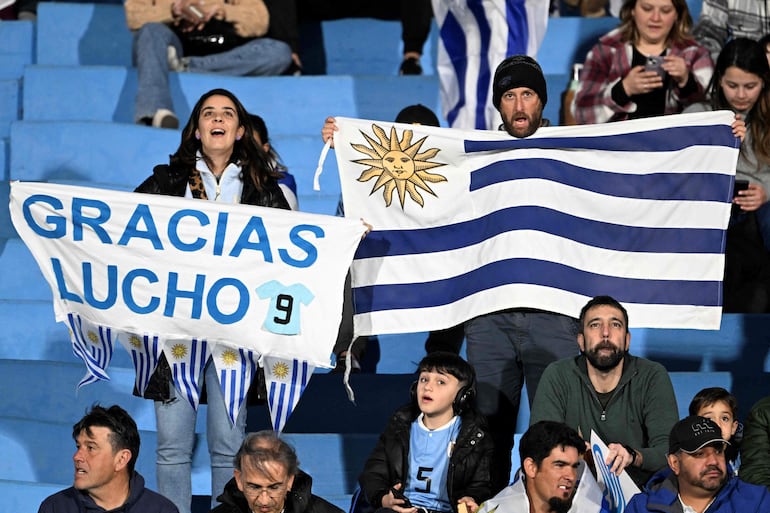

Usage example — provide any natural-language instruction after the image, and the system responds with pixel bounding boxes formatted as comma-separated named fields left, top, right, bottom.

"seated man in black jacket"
left=212, top=431, right=342, bottom=513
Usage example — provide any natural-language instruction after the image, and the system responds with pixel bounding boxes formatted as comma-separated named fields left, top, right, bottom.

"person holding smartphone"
left=684, top=38, right=770, bottom=313
left=574, top=0, right=713, bottom=124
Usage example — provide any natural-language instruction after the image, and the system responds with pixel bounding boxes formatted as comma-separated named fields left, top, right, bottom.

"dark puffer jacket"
left=211, top=471, right=343, bottom=513
left=359, top=405, right=494, bottom=513
left=133, top=162, right=290, bottom=402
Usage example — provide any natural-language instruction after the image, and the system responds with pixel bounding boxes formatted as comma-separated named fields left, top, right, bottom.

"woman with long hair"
left=685, top=38, right=770, bottom=313
left=575, top=0, right=713, bottom=124
left=135, top=88, right=289, bottom=513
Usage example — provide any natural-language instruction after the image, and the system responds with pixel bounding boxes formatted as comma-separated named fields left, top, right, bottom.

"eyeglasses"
left=242, top=483, right=288, bottom=500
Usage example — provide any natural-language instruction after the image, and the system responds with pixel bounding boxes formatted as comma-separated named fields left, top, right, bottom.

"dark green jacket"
left=740, top=395, right=770, bottom=487
left=530, top=354, right=678, bottom=487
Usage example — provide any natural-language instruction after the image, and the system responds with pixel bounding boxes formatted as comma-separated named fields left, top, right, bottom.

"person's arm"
left=691, top=0, right=730, bottom=63
left=221, top=0, right=269, bottom=38
left=456, top=426, right=495, bottom=511
left=528, top=363, right=568, bottom=425
left=670, top=42, right=714, bottom=106
left=125, top=0, right=175, bottom=30
left=574, top=37, right=637, bottom=124
left=359, top=420, right=402, bottom=509
left=739, top=397, right=770, bottom=487
left=636, top=362, right=679, bottom=473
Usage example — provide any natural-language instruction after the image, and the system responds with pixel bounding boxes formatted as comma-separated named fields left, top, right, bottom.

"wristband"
left=622, top=443, right=637, bottom=466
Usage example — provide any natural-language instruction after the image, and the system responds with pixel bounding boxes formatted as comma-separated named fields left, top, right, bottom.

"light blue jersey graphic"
left=256, top=281, right=314, bottom=335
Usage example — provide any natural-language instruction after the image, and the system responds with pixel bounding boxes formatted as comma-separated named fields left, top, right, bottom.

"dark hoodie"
left=38, top=472, right=178, bottom=513
left=211, top=470, right=343, bottom=513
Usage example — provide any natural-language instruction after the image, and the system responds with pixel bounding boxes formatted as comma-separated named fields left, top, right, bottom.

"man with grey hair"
left=210, top=431, right=343, bottom=513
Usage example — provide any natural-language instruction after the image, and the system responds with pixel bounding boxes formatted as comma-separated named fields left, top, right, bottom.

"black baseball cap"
left=669, top=416, right=729, bottom=454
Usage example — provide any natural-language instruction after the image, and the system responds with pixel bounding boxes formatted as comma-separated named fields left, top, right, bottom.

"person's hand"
left=731, top=113, right=747, bottom=143
left=457, top=496, right=479, bottom=513
left=322, top=116, right=337, bottom=147
left=173, top=0, right=207, bottom=31
left=735, top=183, right=768, bottom=212
left=661, top=55, right=689, bottom=88
left=622, top=66, right=664, bottom=96
left=605, top=443, right=635, bottom=476
left=381, top=484, right=417, bottom=513
left=199, top=0, right=225, bottom=22
left=361, top=219, right=373, bottom=238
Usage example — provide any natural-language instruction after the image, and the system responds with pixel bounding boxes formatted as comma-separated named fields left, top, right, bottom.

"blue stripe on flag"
left=355, top=206, right=726, bottom=258
left=464, top=125, right=738, bottom=153
left=471, top=158, right=734, bottom=202
left=287, top=360, right=298, bottom=415
left=353, top=258, right=722, bottom=312
left=469, top=1, right=493, bottom=130
left=505, top=0, right=529, bottom=55
left=441, top=11, right=468, bottom=127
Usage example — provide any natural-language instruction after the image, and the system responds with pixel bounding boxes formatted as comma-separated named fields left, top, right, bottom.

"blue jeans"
left=465, top=310, right=579, bottom=492
left=132, top=22, right=292, bottom=121
left=155, top=359, right=247, bottom=513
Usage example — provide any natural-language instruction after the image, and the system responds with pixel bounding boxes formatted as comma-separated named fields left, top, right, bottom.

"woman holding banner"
left=135, top=88, right=290, bottom=513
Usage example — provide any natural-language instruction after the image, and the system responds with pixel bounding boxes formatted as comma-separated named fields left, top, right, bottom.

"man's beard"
left=502, top=110, right=542, bottom=138
left=584, top=341, right=625, bottom=372
left=547, top=496, right=573, bottom=513
left=692, top=464, right=726, bottom=492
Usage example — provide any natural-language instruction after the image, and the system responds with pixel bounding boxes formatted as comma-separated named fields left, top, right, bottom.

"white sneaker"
left=152, top=108, right=179, bottom=129
left=166, top=46, right=188, bottom=72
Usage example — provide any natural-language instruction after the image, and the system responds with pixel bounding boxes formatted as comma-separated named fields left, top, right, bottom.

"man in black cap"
left=625, top=415, right=770, bottom=513
left=463, top=54, right=580, bottom=493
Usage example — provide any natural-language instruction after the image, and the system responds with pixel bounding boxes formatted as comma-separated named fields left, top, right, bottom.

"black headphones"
left=410, top=374, right=476, bottom=416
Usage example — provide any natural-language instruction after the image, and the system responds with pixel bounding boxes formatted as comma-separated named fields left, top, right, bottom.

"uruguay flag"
left=165, top=338, right=209, bottom=410
left=263, top=356, right=313, bottom=433
left=67, top=313, right=113, bottom=389
left=432, top=0, right=548, bottom=129
left=212, top=344, right=260, bottom=425
left=331, top=111, right=740, bottom=335
left=119, top=333, right=161, bottom=396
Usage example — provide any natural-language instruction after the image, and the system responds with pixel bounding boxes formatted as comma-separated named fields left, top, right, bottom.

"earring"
left=195, top=133, right=200, bottom=140
left=236, top=135, right=242, bottom=141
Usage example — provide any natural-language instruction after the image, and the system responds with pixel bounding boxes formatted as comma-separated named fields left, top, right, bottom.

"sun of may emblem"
left=272, top=361, right=290, bottom=380
left=351, top=124, right=447, bottom=208
left=171, top=343, right=187, bottom=359
left=220, top=349, right=239, bottom=367
left=87, top=330, right=99, bottom=345
left=129, top=335, right=143, bottom=348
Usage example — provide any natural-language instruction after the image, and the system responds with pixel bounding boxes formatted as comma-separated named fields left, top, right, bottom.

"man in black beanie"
left=464, top=54, right=580, bottom=494
left=491, top=54, right=548, bottom=138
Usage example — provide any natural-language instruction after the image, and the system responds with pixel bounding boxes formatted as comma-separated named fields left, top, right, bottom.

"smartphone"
left=391, top=487, right=412, bottom=508
left=181, top=2, right=204, bottom=22
left=734, top=179, right=749, bottom=198
left=644, top=55, right=666, bottom=79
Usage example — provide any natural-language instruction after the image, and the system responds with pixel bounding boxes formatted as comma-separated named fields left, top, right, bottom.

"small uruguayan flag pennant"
left=263, top=356, right=313, bottom=433
left=119, top=333, right=161, bottom=396
left=211, top=343, right=259, bottom=425
left=67, top=313, right=113, bottom=390
left=164, top=338, right=209, bottom=410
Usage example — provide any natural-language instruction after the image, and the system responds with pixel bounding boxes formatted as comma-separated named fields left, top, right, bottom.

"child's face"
left=416, top=370, right=462, bottom=421
left=697, top=400, right=738, bottom=440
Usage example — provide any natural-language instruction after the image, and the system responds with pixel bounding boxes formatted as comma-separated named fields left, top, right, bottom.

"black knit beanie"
left=492, top=55, right=547, bottom=109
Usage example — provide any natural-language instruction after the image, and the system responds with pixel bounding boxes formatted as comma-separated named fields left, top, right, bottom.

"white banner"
left=591, top=431, right=641, bottom=513
left=10, top=182, right=366, bottom=367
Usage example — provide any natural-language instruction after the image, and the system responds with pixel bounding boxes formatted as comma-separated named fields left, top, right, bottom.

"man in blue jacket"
left=38, top=404, right=178, bottom=513
left=626, top=415, right=770, bottom=513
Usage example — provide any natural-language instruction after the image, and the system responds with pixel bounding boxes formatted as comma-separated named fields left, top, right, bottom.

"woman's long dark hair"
left=170, top=88, right=281, bottom=191
left=709, top=38, right=770, bottom=169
